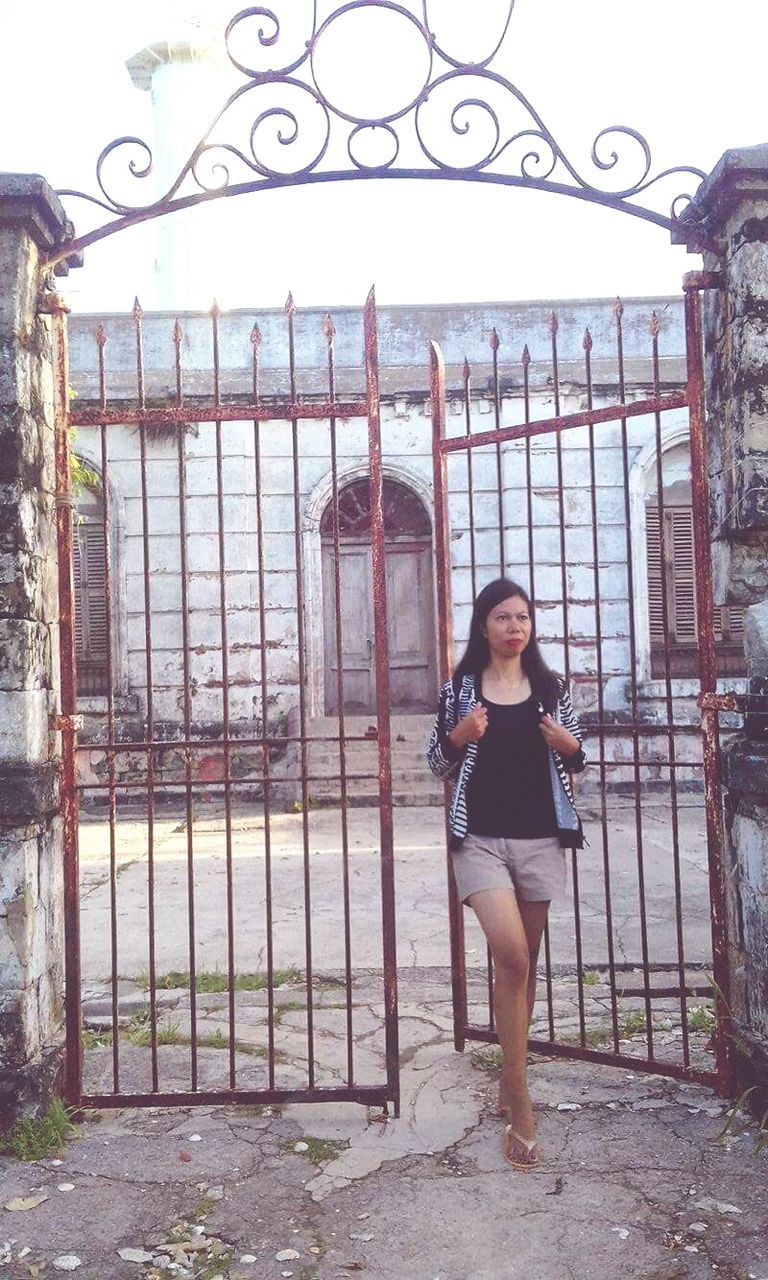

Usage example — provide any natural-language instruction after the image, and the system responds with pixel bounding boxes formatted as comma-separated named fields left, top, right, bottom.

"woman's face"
left=483, top=594, right=532, bottom=658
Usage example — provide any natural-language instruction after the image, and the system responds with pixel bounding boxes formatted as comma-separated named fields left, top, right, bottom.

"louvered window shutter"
left=646, top=504, right=745, bottom=647
left=73, top=516, right=109, bottom=692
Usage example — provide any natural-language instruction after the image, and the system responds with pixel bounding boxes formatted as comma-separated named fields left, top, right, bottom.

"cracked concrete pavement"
left=1, top=971, right=766, bottom=1279
left=2, top=801, right=765, bottom=1278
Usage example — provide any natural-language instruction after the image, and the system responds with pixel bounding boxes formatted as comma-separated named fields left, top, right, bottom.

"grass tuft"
left=0, top=1099, right=78, bottom=1162
left=152, top=967, right=303, bottom=993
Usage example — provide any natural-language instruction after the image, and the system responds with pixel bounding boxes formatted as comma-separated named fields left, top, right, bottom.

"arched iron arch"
left=48, top=1, right=717, bottom=269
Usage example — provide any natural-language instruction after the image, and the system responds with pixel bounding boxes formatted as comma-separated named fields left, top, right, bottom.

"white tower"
left=126, top=17, right=229, bottom=309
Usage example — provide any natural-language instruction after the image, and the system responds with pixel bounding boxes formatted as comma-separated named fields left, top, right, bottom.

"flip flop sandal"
left=503, top=1125, right=539, bottom=1171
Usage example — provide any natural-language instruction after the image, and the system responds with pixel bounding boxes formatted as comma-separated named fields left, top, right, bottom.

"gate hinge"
left=683, top=271, right=724, bottom=292
left=697, top=691, right=746, bottom=713
left=51, top=713, right=84, bottom=732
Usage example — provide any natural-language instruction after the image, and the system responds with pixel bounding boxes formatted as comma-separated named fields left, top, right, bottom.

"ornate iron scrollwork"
left=50, top=1, right=712, bottom=264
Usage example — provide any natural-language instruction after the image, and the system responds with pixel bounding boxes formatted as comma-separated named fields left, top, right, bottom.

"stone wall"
left=0, top=177, right=74, bottom=1123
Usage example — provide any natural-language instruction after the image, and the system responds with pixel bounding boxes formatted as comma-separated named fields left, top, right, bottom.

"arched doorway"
left=320, top=477, right=435, bottom=715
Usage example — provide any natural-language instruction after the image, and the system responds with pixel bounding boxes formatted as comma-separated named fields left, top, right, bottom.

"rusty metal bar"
left=430, top=340, right=467, bottom=1055
left=463, top=358, right=477, bottom=602
left=96, top=324, right=121, bottom=1093
left=173, top=317, right=199, bottom=1092
left=79, top=1083, right=394, bottom=1110
left=52, top=296, right=83, bottom=1108
left=365, top=288, right=399, bottom=1115
left=584, top=325, right=620, bottom=1052
left=615, top=299, right=655, bottom=1058
left=549, top=312, right=571, bottom=690
left=440, top=392, right=688, bottom=454
left=134, top=298, right=160, bottom=1089
left=684, top=282, right=735, bottom=1097
left=287, top=294, right=316, bottom=1090
left=490, top=328, right=504, bottom=574
left=251, top=322, right=276, bottom=1090
left=69, top=400, right=367, bottom=427
left=650, top=311, right=690, bottom=1068
left=326, top=314, right=355, bottom=1089
left=211, top=300, right=238, bottom=1089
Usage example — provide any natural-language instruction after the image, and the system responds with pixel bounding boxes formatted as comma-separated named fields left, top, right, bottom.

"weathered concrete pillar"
left=680, top=146, right=768, bottom=1101
left=0, top=176, right=76, bottom=1122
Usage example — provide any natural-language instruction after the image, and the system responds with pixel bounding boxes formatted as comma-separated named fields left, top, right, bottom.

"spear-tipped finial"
left=650, top=310, right=660, bottom=338
left=172, top=318, right=183, bottom=345
left=522, top=343, right=530, bottom=367
left=96, top=322, right=107, bottom=349
left=462, top=356, right=470, bottom=380
left=548, top=310, right=559, bottom=336
left=583, top=326, right=593, bottom=352
left=285, top=291, right=296, bottom=318
left=210, top=297, right=221, bottom=320
left=614, top=296, right=624, bottom=321
left=324, top=313, right=336, bottom=343
left=250, top=321, right=261, bottom=350
left=132, top=296, right=143, bottom=321
left=489, top=327, right=500, bottom=352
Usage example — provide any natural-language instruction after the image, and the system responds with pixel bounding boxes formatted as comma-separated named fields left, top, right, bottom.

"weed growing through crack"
left=470, top=1045, right=504, bottom=1072
left=287, top=1136, right=348, bottom=1165
left=82, top=1026, right=113, bottom=1050
left=686, top=1004, right=715, bottom=1033
left=582, top=970, right=601, bottom=986
left=0, top=1099, right=79, bottom=1161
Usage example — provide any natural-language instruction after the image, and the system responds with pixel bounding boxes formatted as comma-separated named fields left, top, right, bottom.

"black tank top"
left=466, top=692, right=558, bottom=839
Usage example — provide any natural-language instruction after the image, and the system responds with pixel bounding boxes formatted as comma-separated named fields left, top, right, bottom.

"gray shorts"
left=450, top=833, right=567, bottom=904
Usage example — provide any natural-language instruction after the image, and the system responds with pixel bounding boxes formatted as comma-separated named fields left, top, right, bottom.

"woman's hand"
left=539, top=713, right=580, bottom=757
left=449, top=701, right=488, bottom=749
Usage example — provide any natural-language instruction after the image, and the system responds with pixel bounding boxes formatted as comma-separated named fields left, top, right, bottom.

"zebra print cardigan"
left=426, top=672, right=587, bottom=849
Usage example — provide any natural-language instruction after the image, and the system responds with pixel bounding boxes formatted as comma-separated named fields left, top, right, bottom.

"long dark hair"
left=452, top=578, right=560, bottom=712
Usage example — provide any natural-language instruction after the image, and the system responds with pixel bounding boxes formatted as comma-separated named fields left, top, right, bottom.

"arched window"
left=645, top=458, right=744, bottom=678
left=73, top=473, right=110, bottom=695
left=320, top=477, right=431, bottom=539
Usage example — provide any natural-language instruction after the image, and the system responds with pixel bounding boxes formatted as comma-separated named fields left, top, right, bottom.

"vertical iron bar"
left=549, top=312, right=571, bottom=686
left=96, top=324, right=121, bottom=1092
left=522, top=341, right=554, bottom=1036
left=491, top=328, right=504, bottom=575
left=52, top=297, right=82, bottom=1107
left=134, top=297, right=159, bottom=1089
left=584, top=327, right=620, bottom=1051
left=174, top=317, right=198, bottom=1091
left=463, top=358, right=477, bottom=603
left=431, top=341, right=466, bottom=1054
left=251, top=322, right=276, bottom=1089
left=650, top=311, right=690, bottom=1067
left=211, top=300, right=237, bottom=1089
left=615, top=298, right=654, bottom=1055
left=287, top=293, right=315, bottom=1088
left=326, top=314, right=355, bottom=1089
left=365, top=288, right=399, bottom=1114
left=683, top=279, right=734, bottom=1096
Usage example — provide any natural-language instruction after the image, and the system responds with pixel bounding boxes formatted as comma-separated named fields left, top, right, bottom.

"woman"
left=427, top=578, right=586, bottom=1171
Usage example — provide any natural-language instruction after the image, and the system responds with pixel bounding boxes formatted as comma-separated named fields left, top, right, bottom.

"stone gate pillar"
left=0, top=176, right=77, bottom=1122
left=680, top=146, right=768, bottom=1102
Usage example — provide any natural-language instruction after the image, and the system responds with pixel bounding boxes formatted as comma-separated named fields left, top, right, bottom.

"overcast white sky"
left=2, top=0, right=767, bottom=313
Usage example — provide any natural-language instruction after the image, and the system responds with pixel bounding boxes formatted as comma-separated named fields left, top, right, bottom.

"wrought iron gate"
left=54, top=291, right=400, bottom=1112
left=431, top=274, right=734, bottom=1095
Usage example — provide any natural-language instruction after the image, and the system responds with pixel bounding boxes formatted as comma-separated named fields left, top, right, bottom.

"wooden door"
left=385, top=538, right=435, bottom=711
left=323, top=541, right=375, bottom=714
left=322, top=535, right=435, bottom=714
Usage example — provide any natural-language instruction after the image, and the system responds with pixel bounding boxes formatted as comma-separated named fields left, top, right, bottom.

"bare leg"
left=468, top=888, right=534, bottom=1154
left=493, top=899, right=550, bottom=1113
